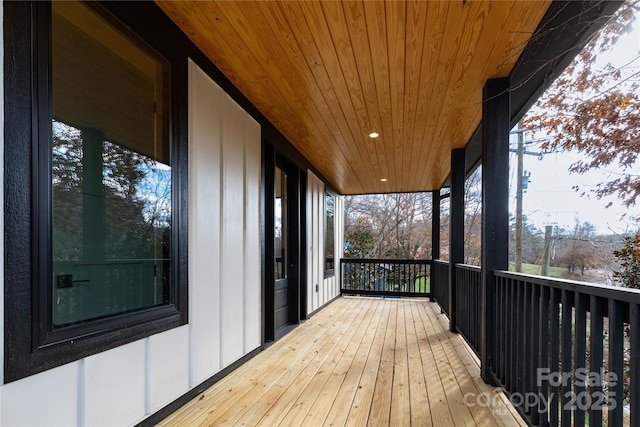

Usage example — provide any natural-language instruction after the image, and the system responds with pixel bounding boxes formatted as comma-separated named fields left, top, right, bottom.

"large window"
left=51, top=1, right=172, bottom=327
left=4, top=1, right=187, bottom=382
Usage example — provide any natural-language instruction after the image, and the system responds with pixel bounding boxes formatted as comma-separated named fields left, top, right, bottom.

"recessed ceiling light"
left=380, top=178, right=388, bottom=182
left=369, top=132, right=379, bottom=138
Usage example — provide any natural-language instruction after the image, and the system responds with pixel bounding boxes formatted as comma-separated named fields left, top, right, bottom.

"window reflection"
left=51, top=1, right=171, bottom=326
left=52, top=121, right=172, bottom=325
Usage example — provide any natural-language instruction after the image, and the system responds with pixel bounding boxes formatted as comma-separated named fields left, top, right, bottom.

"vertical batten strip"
left=218, top=94, right=225, bottom=369
left=243, top=118, right=248, bottom=355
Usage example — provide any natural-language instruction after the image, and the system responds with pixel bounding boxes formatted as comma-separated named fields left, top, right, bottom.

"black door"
left=274, top=165, right=291, bottom=334
left=265, top=152, right=302, bottom=342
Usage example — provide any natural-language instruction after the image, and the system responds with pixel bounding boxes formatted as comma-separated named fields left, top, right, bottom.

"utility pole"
left=510, top=124, right=545, bottom=272
left=541, top=225, right=553, bottom=276
left=515, top=126, right=524, bottom=272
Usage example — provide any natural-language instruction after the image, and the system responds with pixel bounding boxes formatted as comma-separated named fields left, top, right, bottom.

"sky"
left=509, top=12, right=640, bottom=236
left=508, top=141, right=635, bottom=234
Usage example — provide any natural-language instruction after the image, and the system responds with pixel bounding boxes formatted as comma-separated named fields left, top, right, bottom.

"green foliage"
left=508, top=263, right=566, bottom=279
left=344, top=216, right=375, bottom=258
left=613, top=233, right=640, bottom=288
left=414, top=276, right=430, bottom=293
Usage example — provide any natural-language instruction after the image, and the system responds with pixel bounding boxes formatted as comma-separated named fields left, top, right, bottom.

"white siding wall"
left=306, top=171, right=342, bottom=314
left=0, top=59, right=262, bottom=426
left=188, top=59, right=261, bottom=384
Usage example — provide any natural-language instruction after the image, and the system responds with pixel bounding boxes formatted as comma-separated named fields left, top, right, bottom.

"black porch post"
left=449, top=149, right=465, bottom=333
left=481, top=78, right=510, bottom=383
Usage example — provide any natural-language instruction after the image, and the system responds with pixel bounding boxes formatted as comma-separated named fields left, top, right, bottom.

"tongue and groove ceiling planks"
left=157, top=1, right=551, bottom=195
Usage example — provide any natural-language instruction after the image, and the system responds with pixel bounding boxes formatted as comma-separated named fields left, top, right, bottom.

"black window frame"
left=324, top=191, right=335, bottom=278
left=4, top=1, right=188, bottom=383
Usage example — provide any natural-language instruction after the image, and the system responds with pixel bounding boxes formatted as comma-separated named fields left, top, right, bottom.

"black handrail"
left=340, top=258, right=432, bottom=298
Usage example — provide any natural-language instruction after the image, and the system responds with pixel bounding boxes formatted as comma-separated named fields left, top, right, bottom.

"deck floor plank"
left=158, top=297, right=525, bottom=427
left=390, top=298, right=410, bottom=426
left=420, top=301, right=477, bottom=426
left=427, top=304, right=498, bottom=427
left=300, top=298, right=381, bottom=426
left=344, top=299, right=390, bottom=426
left=413, top=299, right=457, bottom=427
left=277, top=299, right=378, bottom=427
left=431, top=306, right=528, bottom=427
left=217, top=298, right=374, bottom=426
left=367, top=300, right=397, bottom=426
left=323, top=299, right=384, bottom=427
left=158, top=297, right=354, bottom=426
left=406, top=300, right=433, bottom=427
left=259, top=298, right=378, bottom=427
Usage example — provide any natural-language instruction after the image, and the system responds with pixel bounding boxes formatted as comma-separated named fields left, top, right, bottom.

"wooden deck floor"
left=158, top=297, right=525, bottom=426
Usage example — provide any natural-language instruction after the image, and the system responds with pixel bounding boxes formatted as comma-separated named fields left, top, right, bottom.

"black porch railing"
left=492, top=271, right=640, bottom=427
left=340, top=258, right=431, bottom=298
left=427, top=261, right=640, bottom=426
left=455, top=264, right=481, bottom=356
left=432, top=260, right=450, bottom=315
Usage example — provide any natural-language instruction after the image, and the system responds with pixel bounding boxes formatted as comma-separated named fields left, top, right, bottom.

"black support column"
left=449, top=149, right=465, bottom=332
left=481, top=78, right=510, bottom=383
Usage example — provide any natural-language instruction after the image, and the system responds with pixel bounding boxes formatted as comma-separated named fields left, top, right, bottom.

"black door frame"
left=263, top=141, right=306, bottom=343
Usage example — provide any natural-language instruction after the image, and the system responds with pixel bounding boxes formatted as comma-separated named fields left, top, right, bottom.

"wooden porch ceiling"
left=156, top=1, right=551, bottom=195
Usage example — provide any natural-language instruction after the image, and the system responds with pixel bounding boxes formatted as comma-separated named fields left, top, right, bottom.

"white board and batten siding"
left=306, top=171, right=343, bottom=314
left=0, top=59, right=262, bottom=426
left=188, top=60, right=261, bottom=382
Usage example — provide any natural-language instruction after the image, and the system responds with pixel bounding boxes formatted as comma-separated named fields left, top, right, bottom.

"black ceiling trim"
left=509, top=0, right=623, bottom=124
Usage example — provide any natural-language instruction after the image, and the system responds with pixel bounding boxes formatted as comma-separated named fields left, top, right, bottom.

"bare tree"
left=464, top=167, right=482, bottom=265
left=344, top=193, right=432, bottom=259
left=523, top=0, right=640, bottom=208
left=555, top=220, right=600, bottom=277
